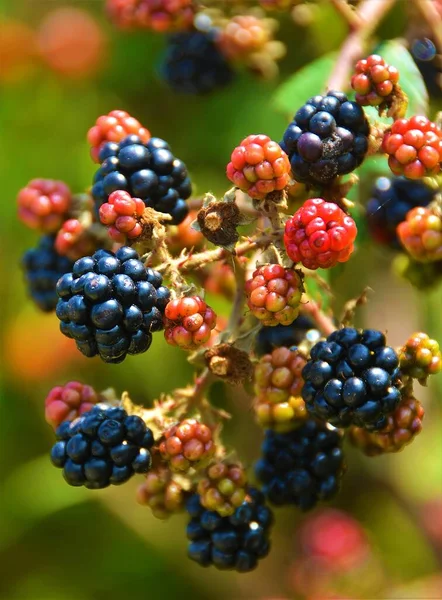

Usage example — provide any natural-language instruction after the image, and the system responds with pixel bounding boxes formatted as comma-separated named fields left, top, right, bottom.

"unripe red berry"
left=284, top=198, right=357, bottom=270
left=227, top=134, right=291, bottom=199
left=87, top=109, right=151, bottom=163
left=351, top=54, right=400, bottom=107
left=350, top=394, right=424, bottom=456
left=99, top=190, right=145, bottom=243
left=197, top=462, right=248, bottom=517
left=159, top=418, right=215, bottom=472
left=397, top=206, right=442, bottom=262
left=245, top=264, right=303, bottom=326
left=106, top=0, right=195, bottom=33
left=55, top=218, right=98, bottom=261
left=17, top=179, right=72, bottom=233
left=382, top=116, right=442, bottom=179
left=398, top=331, right=442, bottom=383
left=45, top=381, right=103, bottom=429
left=164, top=296, right=217, bottom=350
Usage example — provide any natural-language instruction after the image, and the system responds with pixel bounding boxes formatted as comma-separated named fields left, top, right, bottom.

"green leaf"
left=273, top=52, right=338, bottom=117
left=304, top=268, right=331, bottom=310
left=374, top=39, right=429, bottom=116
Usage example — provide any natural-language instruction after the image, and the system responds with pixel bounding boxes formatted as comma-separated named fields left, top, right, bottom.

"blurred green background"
left=1, top=1, right=442, bottom=598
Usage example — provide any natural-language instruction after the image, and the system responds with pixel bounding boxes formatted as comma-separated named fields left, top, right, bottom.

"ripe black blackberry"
left=160, top=31, right=234, bottom=95
left=55, top=246, right=170, bottom=363
left=366, top=176, right=435, bottom=248
left=255, top=420, right=344, bottom=510
left=50, top=404, right=154, bottom=489
left=255, top=314, right=316, bottom=355
left=92, top=135, right=192, bottom=225
left=302, top=328, right=402, bottom=431
left=186, top=488, right=273, bottom=572
left=280, top=91, right=369, bottom=186
left=22, top=235, right=74, bottom=312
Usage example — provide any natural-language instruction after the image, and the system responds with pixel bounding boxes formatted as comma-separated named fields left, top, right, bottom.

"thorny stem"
left=155, top=230, right=280, bottom=273
left=301, top=296, right=337, bottom=337
left=329, top=0, right=362, bottom=31
left=326, top=0, right=397, bottom=91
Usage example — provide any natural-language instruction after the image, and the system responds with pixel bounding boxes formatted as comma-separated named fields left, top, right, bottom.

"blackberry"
left=366, top=176, right=435, bottom=248
left=302, top=328, right=402, bottom=431
left=22, top=235, right=74, bottom=312
left=55, top=246, right=170, bottom=363
left=160, top=31, right=234, bottom=95
left=92, top=135, right=192, bottom=225
left=281, top=91, right=369, bottom=186
left=185, top=488, right=273, bottom=572
left=256, top=314, right=316, bottom=355
left=255, top=420, right=345, bottom=510
left=50, top=404, right=154, bottom=489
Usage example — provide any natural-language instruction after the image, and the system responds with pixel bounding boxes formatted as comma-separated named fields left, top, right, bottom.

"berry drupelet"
left=92, top=135, right=192, bottom=225
left=22, top=235, right=74, bottom=312
left=397, top=206, right=442, bottom=262
left=17, top=178, right=72, bottom=233
left=255, top=314, right=316, bottom=355
left=186, top=488, right=273, bottom=572
left=87, top=109, right=151, bottom=163
left=55, top=246, right=170, bottom=363
left=45, top=381, right=103, bottom=429
left=159, top=418, right=215, bottom=472
left=398, top=332, right=442, bottom=383
left=382, top=116, right=442, bottom=179
left=160, top=30, right=234, bottom=95
left=281, top=91, right=369, bottom=186
left=50, top=404, right=154, bottom=489
left=350, top=393, right=424, bottom=456
left=366, top=176, right=435, bottom=248
left=227, top=135, right=291, bottom=200
left=245, top=264, right=303, bottom=326
left=253, top=346, right=307, bottom=431
left=255, top=419, right=345, bottom=510
left=302, top=328, right=402, bottom=431
left=99, top=190, right=145, bottom=243
left=164, top=296, right=217, bottom=350
left=284, top=198, right=357, bottom=270
left=351, top=54, right=400, bottom=107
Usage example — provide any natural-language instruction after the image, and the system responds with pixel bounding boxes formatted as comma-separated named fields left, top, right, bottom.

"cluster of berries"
left=18, top=51, right=442, bottom=577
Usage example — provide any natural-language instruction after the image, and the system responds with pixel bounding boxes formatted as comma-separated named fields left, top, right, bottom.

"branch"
left=301, top=296, right=337, bottom=336
left=329, top=0, right=362, bottom=31
left=326, top=0, right=397, bottom=91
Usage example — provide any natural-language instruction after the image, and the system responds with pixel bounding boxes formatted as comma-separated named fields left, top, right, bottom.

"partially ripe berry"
left=136, top=465, right=188, bottom=518
left=382, top=116, right=442, bottom=179
left=227, top=134, right=291, bottom=199
left=398, top=331, right=442, bottom=383
left=87, top=110, right=151, bottom=163
left=397, top=206, right=442, bottom=262
left=245, top=265, right=304, bottom=326
left=197, top=462, right=247, bottom=517
left=55, top=219, right=98, bottom=261
left=284, top=198, right=357, bottom=270
left=218, top=15, right=271, bottom=61
left=45, top=381, right=103, bottom=429
left=159, top=418, right=215, bottom=472
left=17, top=179, right=72, bottom=233
left=99, top=190, right=145, bottom=243
left=164, top=296, right=217, bottom=350
left=350, top=394, right=424, bottom=456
